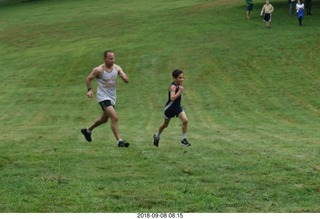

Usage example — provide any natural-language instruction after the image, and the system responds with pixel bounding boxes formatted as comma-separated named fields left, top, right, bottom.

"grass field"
left=0, top=0, right=319, bottom=213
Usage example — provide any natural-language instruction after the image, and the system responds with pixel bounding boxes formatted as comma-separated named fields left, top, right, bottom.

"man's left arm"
left=115, top=64, right=129, bottom=83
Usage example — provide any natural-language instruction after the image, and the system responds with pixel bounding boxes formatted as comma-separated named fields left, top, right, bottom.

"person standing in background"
left=296, top=0, right=305, bottom=26
left=246, top=0, right=253, bottom=19
left=305, top=0, right=312, bottom=15
left=289, top=0, right=296, bottom=16
left=261, top=1, right=274, bottom=29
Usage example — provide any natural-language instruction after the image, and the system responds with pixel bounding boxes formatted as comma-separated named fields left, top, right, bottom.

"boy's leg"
left=153, top=119, right=170, bottom=146
left=178, top=111, right=188, bottom=135
left=179, top=112, right=191, bottom=146
left=157, top=119, right=170, bottom=137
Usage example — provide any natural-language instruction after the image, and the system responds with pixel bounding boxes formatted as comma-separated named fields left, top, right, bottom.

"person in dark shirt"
left=153, top=69, right=191, bottom=147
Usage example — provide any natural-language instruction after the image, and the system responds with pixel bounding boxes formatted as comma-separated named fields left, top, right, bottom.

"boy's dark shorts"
left=99, top=100, right=114, bottom=111
left=164, top=106, right=183, bottom=119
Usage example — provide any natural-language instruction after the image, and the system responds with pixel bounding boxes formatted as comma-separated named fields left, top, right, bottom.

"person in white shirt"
left=81, top=50, right=130, bottom=148
left=296, top=0, right=305, bottom=26
left=260, top=1, right=274, bottom=28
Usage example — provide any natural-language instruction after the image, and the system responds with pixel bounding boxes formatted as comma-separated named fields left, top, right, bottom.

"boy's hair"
left=172, top=69, right=183, bottom=78
left=104, top=50, right=114, bottom=58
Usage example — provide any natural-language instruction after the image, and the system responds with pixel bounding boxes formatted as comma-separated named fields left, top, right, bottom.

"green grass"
left=0, top=0, right=319, bottom=213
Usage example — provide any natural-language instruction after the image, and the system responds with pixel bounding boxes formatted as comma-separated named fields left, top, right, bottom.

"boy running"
left=153, top=69, right=191, bottom=147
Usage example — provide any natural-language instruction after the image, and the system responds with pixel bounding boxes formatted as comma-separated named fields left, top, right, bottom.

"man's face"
left=104, top=52, right=115, bottom=67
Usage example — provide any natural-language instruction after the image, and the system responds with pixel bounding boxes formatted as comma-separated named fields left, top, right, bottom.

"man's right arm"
left=86, top=66, right=101, bottom=98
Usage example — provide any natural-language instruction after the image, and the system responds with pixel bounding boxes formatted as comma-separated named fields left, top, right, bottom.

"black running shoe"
left=153, top=134, right=160, bottom=147
left=81, top=128, right=92, bottom=142
left=118, top=140, right=129, bottom=148
left=181, top=138, right=191, bottom=146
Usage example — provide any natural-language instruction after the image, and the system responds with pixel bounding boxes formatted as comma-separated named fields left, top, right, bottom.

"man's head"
left=104, top=50, right=115, bottom=67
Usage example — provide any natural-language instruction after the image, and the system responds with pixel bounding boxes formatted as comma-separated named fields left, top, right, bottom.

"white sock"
left=87, top=129, right=91, bottom=134
left=155, top=132, right=160, bottom=138
left=182, top=133, right=186, bottom=140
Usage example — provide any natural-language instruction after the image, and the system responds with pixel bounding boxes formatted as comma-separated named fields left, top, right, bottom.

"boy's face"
left=174, top=73, right=184, bottom=85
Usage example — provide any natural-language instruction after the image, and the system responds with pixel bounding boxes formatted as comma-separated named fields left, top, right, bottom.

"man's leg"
left=88, top=111, right=109, bottom=132
left=104, top=106, right=121, bottom=141
left=81, top=112, right=109, bottom=142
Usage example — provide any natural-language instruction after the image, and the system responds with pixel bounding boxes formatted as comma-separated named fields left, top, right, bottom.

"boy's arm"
left=170, top=85, right=183, bottom=101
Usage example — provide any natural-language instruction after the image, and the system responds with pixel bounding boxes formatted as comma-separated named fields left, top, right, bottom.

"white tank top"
left=96, top=67, right=118, bottom=105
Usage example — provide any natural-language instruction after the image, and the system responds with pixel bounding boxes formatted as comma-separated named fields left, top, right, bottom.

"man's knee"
left=110, top=115, right=118, bottom=123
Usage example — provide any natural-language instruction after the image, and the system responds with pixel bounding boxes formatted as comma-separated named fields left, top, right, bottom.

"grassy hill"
left=0, top=0, right=319, bottom=212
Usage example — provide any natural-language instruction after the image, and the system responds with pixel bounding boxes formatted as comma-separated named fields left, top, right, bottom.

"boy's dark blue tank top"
left=165, top=82, right=181, bottom=107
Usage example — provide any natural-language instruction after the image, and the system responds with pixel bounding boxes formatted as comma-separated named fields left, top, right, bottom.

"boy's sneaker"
left=181, top=138, right=191, bottom=146
left=153, top=134, right=160, bottom=147
left=118, top=140, right=129, bottom=148
left=81, top=128, right=92, bottom=142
